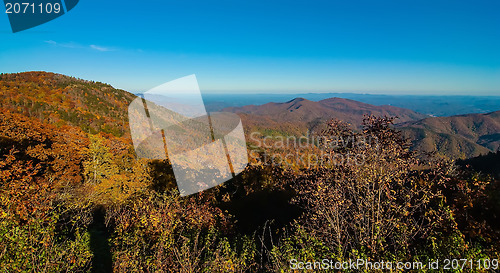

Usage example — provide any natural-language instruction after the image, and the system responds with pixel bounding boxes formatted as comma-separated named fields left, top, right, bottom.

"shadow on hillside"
left=89, top=206, right=113, bottom=273
left=218, top=189, right=302, bottom=235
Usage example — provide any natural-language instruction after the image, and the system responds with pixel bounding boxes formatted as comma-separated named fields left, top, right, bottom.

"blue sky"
left=0, top=0, right=499, bottom=95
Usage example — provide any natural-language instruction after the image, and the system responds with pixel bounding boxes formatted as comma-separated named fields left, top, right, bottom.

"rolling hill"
left=226, top=97, right=500, bottom=159
left=397, top=111, right=500, bottom=159
left=0, top=71, right=136, bottom=137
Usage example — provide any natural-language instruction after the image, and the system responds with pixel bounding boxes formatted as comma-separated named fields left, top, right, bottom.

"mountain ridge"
left=0, top=71, right=136, bottom=137
left=223, top=96, right=428, bottom=128
left=397, top=110, right=500, bottom=158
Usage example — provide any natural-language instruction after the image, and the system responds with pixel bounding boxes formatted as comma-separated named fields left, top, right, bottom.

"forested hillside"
left=0, top=71, right=135, bottom=136
left=398, top=111, right=500, bottom=159
left=1, top=72, right=499, bottom=272
left=228, top=96, right=500, bottom=160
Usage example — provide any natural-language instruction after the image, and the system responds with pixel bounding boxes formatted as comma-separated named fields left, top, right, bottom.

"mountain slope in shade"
left=224, top=97, right=428, bottom=129
left=397, top=111, right=500, bottom=159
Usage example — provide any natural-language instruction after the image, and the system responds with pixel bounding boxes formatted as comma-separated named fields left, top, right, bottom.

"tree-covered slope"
left=0, top=71, right=136, bottom=136
left=397, top=111, right=500, bottom=159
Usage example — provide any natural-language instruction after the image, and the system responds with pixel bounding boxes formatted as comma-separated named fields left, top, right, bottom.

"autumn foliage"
left=1, top=72, right=499, bottom=272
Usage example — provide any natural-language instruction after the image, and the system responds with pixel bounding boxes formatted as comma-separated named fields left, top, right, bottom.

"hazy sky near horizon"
left=0, top=0, right=499, bottom=95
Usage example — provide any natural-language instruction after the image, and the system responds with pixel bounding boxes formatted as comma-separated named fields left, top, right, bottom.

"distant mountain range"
left=203, top=93, right=500, bottom=117
left=2, top=71, right=499, bottom=159
left=224, top=97, right=427, bottom=130
left=225, top=97, right=500, bottom=159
